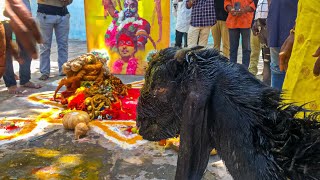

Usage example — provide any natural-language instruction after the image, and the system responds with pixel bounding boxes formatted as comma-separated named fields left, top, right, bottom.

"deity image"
left=103, top=0, right=155, bottom=51
left=85, top=0, right=168, bottom=75
left=112, top=28, right=139, bottom=75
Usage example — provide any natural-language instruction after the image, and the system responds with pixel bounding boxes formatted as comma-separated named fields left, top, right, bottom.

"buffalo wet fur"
left=136, top=47, right=320, bottom=180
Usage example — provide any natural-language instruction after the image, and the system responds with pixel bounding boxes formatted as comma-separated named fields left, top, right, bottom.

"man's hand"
left=313, top=47, right=320, bottom=76
left=4, top=0, right=42, bottom=59
left=226, top=5, right=237, bottom=16
left=60, top=0, right=72, bottom=6
left=237, top=6, right=253, bottom=16
left=279, top=32, right=294, bottom=71
left=231, top=9, right=237, bottom=16
left=251, top=20, right=259, bottom=36
left=186, top=0, right=195, bottom=9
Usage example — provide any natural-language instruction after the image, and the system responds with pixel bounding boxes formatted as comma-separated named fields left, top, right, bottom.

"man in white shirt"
left=249, top=0, right=270, bottom=85
left=173, top=0, right=192, bottom=47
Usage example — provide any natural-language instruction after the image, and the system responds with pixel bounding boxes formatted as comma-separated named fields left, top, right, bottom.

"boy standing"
left=173, top=0, right=192, bottom=48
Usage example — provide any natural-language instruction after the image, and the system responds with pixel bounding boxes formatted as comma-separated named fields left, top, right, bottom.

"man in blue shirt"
left=267, top=0, right=298, bottom=90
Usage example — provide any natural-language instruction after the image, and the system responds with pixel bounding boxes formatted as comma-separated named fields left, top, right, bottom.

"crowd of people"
left=172, top=0, right=291, bottom=87
left=173, top=0, right=320, bottom=112
left=1, top=0, right=319, bottom=112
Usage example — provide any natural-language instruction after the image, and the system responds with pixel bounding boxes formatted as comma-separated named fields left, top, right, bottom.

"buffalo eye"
left=153, top=87, right=168, bottom=98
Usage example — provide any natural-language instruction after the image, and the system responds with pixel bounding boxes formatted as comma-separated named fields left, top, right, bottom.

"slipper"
left=8, top=86, right=23, bottom=94
left=21, top=81, right=42, bottom=89
left=39, top=74, right=49, bottom=81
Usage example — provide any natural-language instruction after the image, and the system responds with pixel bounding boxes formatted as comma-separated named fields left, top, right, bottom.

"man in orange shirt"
left=224, top=0, right=255, bottom=68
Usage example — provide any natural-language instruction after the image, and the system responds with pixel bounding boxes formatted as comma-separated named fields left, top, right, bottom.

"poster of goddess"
left=85, top=0, right=169, bottom=75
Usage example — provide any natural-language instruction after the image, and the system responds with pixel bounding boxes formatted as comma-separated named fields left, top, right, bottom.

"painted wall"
left=30, top=0, right=213, bottom=44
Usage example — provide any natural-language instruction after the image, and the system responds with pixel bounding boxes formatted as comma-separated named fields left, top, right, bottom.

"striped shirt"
left=255, top=0, right=268, bottom=19
left=190, top=0, right=216, bottom=27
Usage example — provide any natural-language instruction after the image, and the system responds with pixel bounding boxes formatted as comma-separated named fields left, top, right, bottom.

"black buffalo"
left=136, top=47, right=320, bottom=180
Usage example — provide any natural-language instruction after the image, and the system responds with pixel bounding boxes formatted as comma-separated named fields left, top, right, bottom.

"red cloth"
left=101, top=88, right=140, bottom=120
left=105, top=14, right=151, bottom=50
left=67, top=93, right=86, bottom=110
left=55, top=88, right=141, bottom=120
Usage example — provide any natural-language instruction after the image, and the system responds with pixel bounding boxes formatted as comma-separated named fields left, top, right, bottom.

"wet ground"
left=0, top=125, right=177, bottom=179
left=0, top=123, right=229, bottom=179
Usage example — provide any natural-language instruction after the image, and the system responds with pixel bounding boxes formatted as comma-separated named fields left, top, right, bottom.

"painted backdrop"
left=85, top=0, right=170, bottom=75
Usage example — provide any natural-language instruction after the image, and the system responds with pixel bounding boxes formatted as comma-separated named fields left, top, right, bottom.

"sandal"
left=22, top=81, right=42, bottom=89
left=39, top=74, right=49, bottom=81
left=8, top=86, right=23, bottom=94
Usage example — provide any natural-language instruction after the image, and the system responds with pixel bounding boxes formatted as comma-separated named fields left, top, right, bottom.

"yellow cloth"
left=282, top=0, right=320, bottom=112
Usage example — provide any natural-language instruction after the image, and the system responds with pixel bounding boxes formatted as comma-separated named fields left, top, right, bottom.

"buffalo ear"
left=174, top=48, right=190, bottom=63
left=174, top=46, right=205, bottom=63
